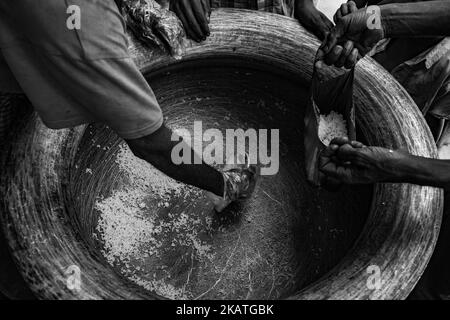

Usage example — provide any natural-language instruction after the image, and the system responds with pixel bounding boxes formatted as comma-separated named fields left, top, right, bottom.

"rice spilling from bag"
left=318, top=111, right=348, bottom=145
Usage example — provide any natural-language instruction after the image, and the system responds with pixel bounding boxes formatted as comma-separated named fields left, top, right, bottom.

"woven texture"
left=212, top=0, right=294, bottom=16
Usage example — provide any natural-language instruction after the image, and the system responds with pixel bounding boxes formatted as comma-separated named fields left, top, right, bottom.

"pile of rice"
left=318, top=111, right=348, bottom=146
left=94, top=144, right=214, bottom=299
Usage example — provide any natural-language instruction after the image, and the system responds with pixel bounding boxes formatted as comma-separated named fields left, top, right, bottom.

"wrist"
left=378, top=150, right=412, bottom=183
left=384, top=152, right=440, bottom=186
left=363, top=5, right=387, bottom=40
left=295, top=0, right=315, bottom=10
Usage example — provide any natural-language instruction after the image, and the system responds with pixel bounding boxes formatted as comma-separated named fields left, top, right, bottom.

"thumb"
left=316, top=48, right=326, bottom=62
left=336, top=144, right=361, bottom=162
left=321, top=27, right=343, bottom=54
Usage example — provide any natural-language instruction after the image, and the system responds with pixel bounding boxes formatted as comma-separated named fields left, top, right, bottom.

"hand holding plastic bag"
left=304, top=50, right=356, bottom=187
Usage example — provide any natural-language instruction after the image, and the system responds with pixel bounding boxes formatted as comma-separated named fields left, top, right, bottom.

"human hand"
left=295, top=0, right=334, bottom=40
left=320, top=1, right=385, bottom=68
left=319, top=137, right=404, bottom=185
left=170, top=0, right=211, bottom=42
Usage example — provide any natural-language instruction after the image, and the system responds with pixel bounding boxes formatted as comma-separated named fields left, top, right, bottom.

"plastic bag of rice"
left=318, top=111, right=348, bottom=146
left=304, top=54, right=356, bottom=186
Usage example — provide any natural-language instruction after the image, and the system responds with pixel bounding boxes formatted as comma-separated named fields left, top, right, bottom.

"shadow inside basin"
left=66, top=57, right=373, bottom=300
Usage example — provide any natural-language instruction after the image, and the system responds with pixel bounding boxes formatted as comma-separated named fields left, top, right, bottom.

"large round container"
left=0, top=9, right=443, bottom=300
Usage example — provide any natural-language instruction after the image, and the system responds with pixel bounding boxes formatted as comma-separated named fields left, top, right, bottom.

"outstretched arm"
left=320, top=138, right=450, bottom=190
left=126, top=124, right=224, bottom=197
left=391, top=155, right=450, bottom=190
left=320, top=0, right=450, bottom=68
left=380, top=1, right=450, bottom=38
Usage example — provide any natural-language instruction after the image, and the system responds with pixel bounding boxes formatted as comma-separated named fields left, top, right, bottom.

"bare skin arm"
left=380, top=1, right=450, bottom=38
left=320, top=138, right=450, bottom=190
left=170, top=0, right=211, bottom=42
left=295, top=0, right=334, bottom=39
left=389, top=155, right=450, bottom=190
left=321, top=0, right=450, bottom=68
left=126, top=124, right=224, bottom=197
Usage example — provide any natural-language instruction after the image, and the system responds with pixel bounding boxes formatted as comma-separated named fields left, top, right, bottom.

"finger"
left=348, top=1, right=358, bottom=13
left=202, top=0, right=211, bottom=19
left=319, top=33, right=330, bottom=52
left=340, top=3, right=349, bottom=17
left=331, top=154, right=350, bottom=167
left=310, top=12, right=333, bottom=41
left=319, top=147, right=338, bottom=170
left=334, top=10, right=342, bottom=24
left=320, top=163, right=347, bottom=181
left=322, top=20, right=347, bottom=54
left=321, top=12, right=334, bottom=32
left=319, top=151, right=334, bottom=170
left=319, top=156, right=338, bottom=173
left=180, top=1, right=205, bottom=41
left=321, top=30, right=337, bottom=54
left=344, top=48, right=359, bottom=69
left=316, top=48, right=326, bottom=63
left=336, top=165, right=353, bottom=184
left=324, top=45, right=343, bottom=66
left=336, top=40, right=354, bottom=68
left=321, top=144, right=339, bottom=158
left=175, top=6, right=200, bottom=42
left=192, top=0, right=210, bottom=37
left=330, top=137, right=351, bottom=146
left=333, top=13, right=339, bottom=24
left=336, top=144, right=361, bottom=162
left=330, top=144, right=340, bottom=152
left=316, top=21, right=331, bottom=41
left=334, top=19, right=346, bottom=39
left=351, top=141, right=366, bottom=148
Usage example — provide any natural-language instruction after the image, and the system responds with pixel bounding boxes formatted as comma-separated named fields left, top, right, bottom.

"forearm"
left=355, top=0, right=442, bottom=9
left=381, top=1, right=450, bottom=37
left=294, top=0, right=315, bottom=14
left=126, top=124, right=224, bottom=197
left=386, top=153, right=450, bottom=190
left=353, top=0, right=381, bottom=8
left=295, top=0, right=314, bottom=7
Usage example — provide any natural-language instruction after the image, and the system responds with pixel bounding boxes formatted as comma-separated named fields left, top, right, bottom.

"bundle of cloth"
left=117, top=0, right=186, bottom=57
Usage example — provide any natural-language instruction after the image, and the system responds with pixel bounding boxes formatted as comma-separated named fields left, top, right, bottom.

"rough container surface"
left=0, top=9, right=444, bottom=300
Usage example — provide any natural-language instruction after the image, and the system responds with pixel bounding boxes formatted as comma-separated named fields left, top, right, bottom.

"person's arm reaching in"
left=320, top=138, right=450, bottom=190
left=126, top=124, right=224, bottom=197
left=321, top=0, right=450, bottom=68
left=126, top=124, right=258, bottom=213
left=170, top=0, right=211, bottom=42
left=295, top=0, right=334, bottom=40
left=380, top=1, right=450, bottom=38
